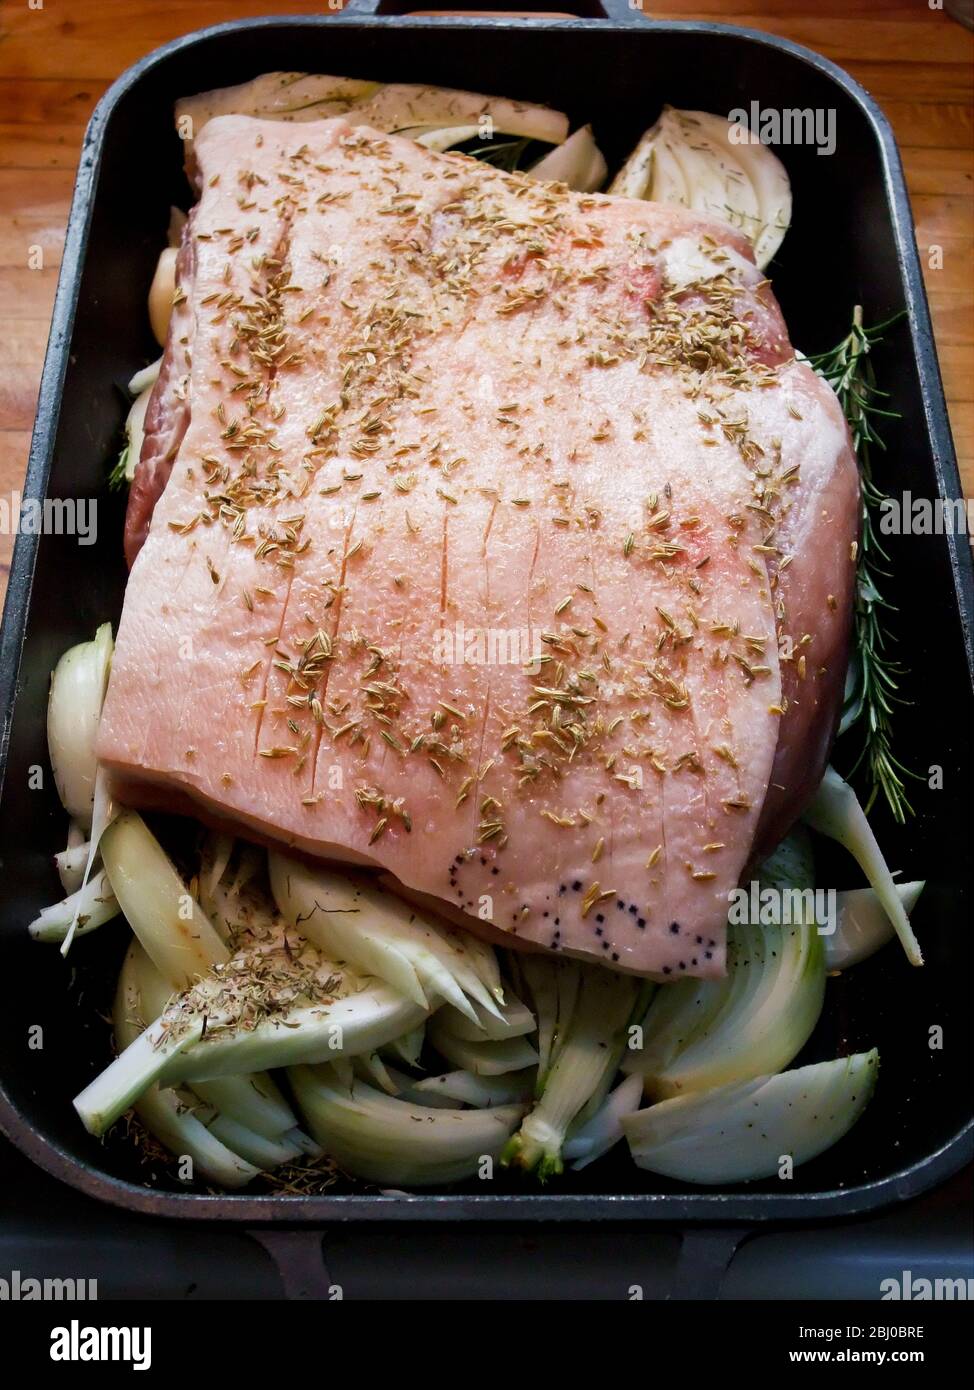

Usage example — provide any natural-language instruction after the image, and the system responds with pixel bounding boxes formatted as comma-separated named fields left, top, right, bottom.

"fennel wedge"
left=804, top=767, right=923, bottom=966
left=290, top=1065, right=525, bottom=1187
left=624, top=830, right=826, bottom=1099
left=270, top=851, right=503, bottom=1023
left=177, top=74, right=568, bottom=150
left=113, top=944, right=260, bottom=1189
left=609, top=106, right=791, bottom=269
left=46, top=623, right=113, bottom=832
left=75, top=907, right=426, bottom=1137
left=129, top=939, right=304, bottom=1144
left=100, top=810, right=229, bottom=987
left=624, top=1050, right=879, bottom=1184
left=502, top=964, right=644, bottom=1179
left=828, top=881, right=925, bottom=971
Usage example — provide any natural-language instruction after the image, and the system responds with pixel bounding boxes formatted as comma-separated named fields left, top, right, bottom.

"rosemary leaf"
left=107, top=442, right=131, bottom=491
left=461, top=136, right=533, bottom=173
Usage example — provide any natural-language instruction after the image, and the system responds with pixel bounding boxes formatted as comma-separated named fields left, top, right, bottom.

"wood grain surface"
left=0, top=0, right=971, bottom=602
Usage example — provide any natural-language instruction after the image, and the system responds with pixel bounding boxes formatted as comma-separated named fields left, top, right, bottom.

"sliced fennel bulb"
left=125, top=1084, right=259, bottom=1189
left=55, top=824, right=88, bottom=894
left=178, top=74, right=568, bottom=148
left=148, top=247, right=177, bottom=346
left=290, top=1065, right=525, bottom=1187
left=77, top=976, right=425, bottom=1137
left=428, top=1011, right=540, bottom=1076
left=46, top=623, right=113, bottom=831
left=804, top=766, right=923, bottom=966
left=563, top=1073, right=643, bottom=1170
left=128, top=356, right=162, bottom=396
left=516, top=955, right=581, bottom=1095
left=406, top=123, right=481, bottom=151
left=437, top=991, right=535, bottom=1043
left=624, top=830, right=826, bottom=1099
left=412, top=1070, right=535, bottom=1109
left=189, top=1075, right=300, bottom=1144
left=400, top=121, right=592, bottom=179
left=623, top=1050, right=879, bottom=1184
left=60, top=760, right=118, bottom=957
left=112, top=355, right=163, bottom=488
left=269, top=851, right=502, bottom=1023
left=119, top=381, right=153, bottom=486
left=79, top=831, right=427, bottom=1138
left=382, top=1022, right=426, bottom=1070
left=201, top=1113, right=302, bottom=1169
left=828, top=882, right=925, bottom=971
left=40, top=623, right=121, bottom=954
left=129, top=939, right=301, bottom=1143
left=357, top=83, right=568, bottom=145
left=28, top=869, right=119, bottom=942
left=503, top=964, right=643, bottom=1179
left=353, top=1050, right=399, bottom=1095
left=527, top=125, right=607, bottom=191
left=125, top=939, right=309, bottom=1156
left=117, top=838, right=314, bottom=1148
left=100, top=810, right=229, bottom=987
left=112, top=945, right=259, bottom=1189
left=377, top=872, right=506, bottom=1011
left=609, top=106, right=791, bottom=270
left=117, top=943, right=316, bottom=1182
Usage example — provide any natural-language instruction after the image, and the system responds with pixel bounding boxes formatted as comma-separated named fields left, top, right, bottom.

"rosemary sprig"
left=107, top=442, right=130, bottom=491
left=462, top=136, right=533, bottom=173
left=807, top=305, right=916, bottom=823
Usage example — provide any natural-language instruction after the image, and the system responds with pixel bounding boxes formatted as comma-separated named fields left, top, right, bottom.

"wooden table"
left=1, top=0, right=971, bottom=604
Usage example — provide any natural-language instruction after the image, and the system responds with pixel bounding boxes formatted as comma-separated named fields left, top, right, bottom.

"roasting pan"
left=0, top=0, right=971, bottom=1224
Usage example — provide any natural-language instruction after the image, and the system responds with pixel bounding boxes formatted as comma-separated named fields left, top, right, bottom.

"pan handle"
left=338, top=0, right=648, bottom=21
left=247, top=1229, right=340, bottom=1300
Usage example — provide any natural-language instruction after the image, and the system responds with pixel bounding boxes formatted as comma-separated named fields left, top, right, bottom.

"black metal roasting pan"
left=0, top=0, right=971, bottom=1223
